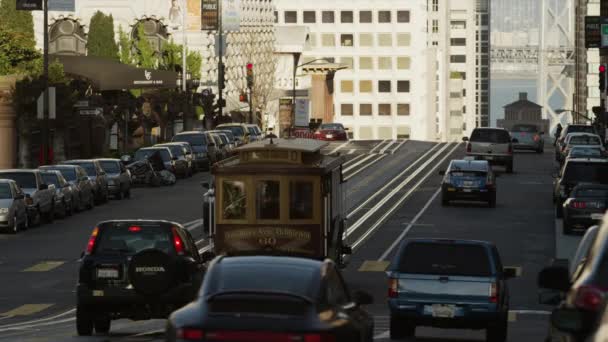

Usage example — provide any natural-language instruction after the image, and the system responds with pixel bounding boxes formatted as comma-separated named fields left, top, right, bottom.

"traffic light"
left=218, top=64, right=226, bottom=91
left=246, top=63, right=253, bottom=88
left=600, top=64, right=607, bottom=93
left=239, top=92, right=248, bottom=103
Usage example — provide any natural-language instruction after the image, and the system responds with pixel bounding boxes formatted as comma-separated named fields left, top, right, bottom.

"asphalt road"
left=0, top=140, right=565, bottom=341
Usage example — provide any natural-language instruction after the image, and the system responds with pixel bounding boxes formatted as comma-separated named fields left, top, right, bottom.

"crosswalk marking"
left=0, top=304, right=53, bottom=317
left=358, top=260, right=390, bottom=272
left=22, top=261, right=64, bottom=272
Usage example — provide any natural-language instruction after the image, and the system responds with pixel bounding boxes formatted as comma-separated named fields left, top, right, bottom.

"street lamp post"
left=182, top=0, right=187, bottom=93
left=42, top=0, right=50, bottom=165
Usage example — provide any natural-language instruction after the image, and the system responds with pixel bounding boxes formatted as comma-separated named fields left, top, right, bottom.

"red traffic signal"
left=601, top=64, right=606, bottom=73
left=246, top=63, right=253, bottom=70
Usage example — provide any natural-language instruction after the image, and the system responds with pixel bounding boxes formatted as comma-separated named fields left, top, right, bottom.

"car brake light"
left=490, top=282, right=498, bottom=303
left=570, top=201, right=587, bottom=209
left=177, top=328, right=204, bottom=340
left=466, top=143, right=471, bottom=153
left=388, top=278, right=399, bottom=298
left=128, top=226, right=141, bottom=232
left=575, top=285, right=605, bottom=311
left=85, top=227, right=99, bottom=255
left=203, top=331, right=335, bottom=342
left=172, top=227, right=185, bottom=255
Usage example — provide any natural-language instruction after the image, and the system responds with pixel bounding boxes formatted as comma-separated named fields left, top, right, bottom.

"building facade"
left=574, top=0, right=600, bottom=122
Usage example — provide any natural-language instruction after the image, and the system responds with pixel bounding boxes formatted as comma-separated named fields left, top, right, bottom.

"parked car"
left=134, top=147, right=186, bottom=177
left=76, top=220, right=205, bottom=336
left=206, top=132, right=226, bottom=163
left=510, top=124, right=544, bottom=153
left=63, top=160, right=109, bottom=205
left=553, top=158, right=608, bottom=217
left=171, top=131, right=211, bottom=171
left=557, top=125, right=599, bottom=161
left=216, top=123, right=251, bottom=145
left=40, top=170, right=74, bottom=218
left=159, top=141, right=195, bottom=174
left=0, top=169, right=56, bottom=225
left=167, top=256, right=375, bottom=342
left=96, top=159, right=132, bottom=199
left=559, top=133, right=605, bottom=164
left=39, top=165, right=95, bottom=211
left=154, top=144, right=192, bottom=178
left=208, top=131, right=234, bottom=158
left=387, top=238, right=515, bottom=341
left=464, top=127, right=515, bottom=173
left=570, top=225, right=600, bottom=277
left=216, top=129, right=238, bottom=151
left=566, top=146, right=607, bottom=161
left=562, top=184, right=608, bottom=234
left=246, top=124, right=263, bottom=141
left=0, top=179, right=28, bottom=233
left=314, top=123, right=349, bottom=141
left=440, top=159, right=497, bottom=207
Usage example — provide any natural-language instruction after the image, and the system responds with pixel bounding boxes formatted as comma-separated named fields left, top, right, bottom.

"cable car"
left=201, top=135, right=352, bottom=267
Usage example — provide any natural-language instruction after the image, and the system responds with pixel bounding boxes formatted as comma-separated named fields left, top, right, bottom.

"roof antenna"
left=266, top=127, right=277, bottom=144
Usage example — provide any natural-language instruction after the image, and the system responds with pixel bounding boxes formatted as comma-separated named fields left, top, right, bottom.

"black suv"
left=553, top=158, right=608, bottom=217
left=76, top=220, right=206, bottom=336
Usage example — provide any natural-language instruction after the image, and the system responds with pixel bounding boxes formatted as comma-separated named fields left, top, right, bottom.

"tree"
left=117, top=25, right=132, bottom=65
left=0, top=26, right=39, bottom=75
left=0, top=0, right=35, bottom=49
left=87, top=11, right=119, bottom=59
left=134, top=24, right=156, bottom=68
left=161, top=40, right=202, bottom=79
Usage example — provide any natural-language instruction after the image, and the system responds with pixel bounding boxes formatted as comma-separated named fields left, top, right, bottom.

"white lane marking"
left=133, top=329, right=165, bottom=336
left=185, top=220, right=204, bottom=232
left=346, top=143, right=452, bottom=237
left=391, top=139, right=408, bottom=154
left=352, top=142, right=461, bottom=250
left=369, top=140, right=388, bottom=154
left=328, top=141, right=350, bottom=155
left=374, top=331, right=390, bottom=340
left=345, top=155, right=387, bottom=181
left=182, top=218, right=201, bottom=227
left=379, top=140, right=396, bottom=154
left=348, top=149, right=356, bottom=155
left=199, top=244, right=213, bottom=254
left=378, top=187, right=442, bottom=260
left=343, top=153, right=367, bottom=167
left=343, top=154, right=378, bottom=174
left=347, top=143, right=441, bottom=219
left=0, top=309, right=75, bottom=330
left=196, top=238, right=206, bottom=244
left=0, top=317, right=74, bottom=332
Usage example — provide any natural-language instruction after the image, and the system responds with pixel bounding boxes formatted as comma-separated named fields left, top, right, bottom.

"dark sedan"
left=562, top=183, right=608, bottom=234
left=166, top=256, right=375, bottom=342
left=314, top=123, right=349, bottom=141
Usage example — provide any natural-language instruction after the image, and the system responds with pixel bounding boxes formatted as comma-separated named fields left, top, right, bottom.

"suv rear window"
left=99, top=161, right=120, bottom=173
left=0, top=173, right=37, bottom=189
left=567, top=126, right=596, bottom=134
left=397, top=242, right=492, bottom=276
left=569, top=135, right=601, bottom=146
left=173, top=134, right=207, bottom=146
left=563, top=163, right=608, bottom=183
left=96, top=224, right=173, bottom=255
left=512, top=124, right=538, bottom=132
left=470, top=129, right=511, bottom=144
left=220, top=126, right=245, bottom=138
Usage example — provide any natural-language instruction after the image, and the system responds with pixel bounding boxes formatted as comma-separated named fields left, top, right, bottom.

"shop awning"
left=51, top=55, right=178, bottom=91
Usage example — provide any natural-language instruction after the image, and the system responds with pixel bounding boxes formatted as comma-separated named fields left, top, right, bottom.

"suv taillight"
left=570, top=201, right=587, bottom=209
left=490, top=282, right=498, bottom=303
left=388, top=278, right=399, bottom=298
left=177, top=328, right=204, bottom=340
left=172, top=227, right=185, bottom=255
left=85, top=227, right=100, bottom=255
left=575, top=285, right=605, bottom=311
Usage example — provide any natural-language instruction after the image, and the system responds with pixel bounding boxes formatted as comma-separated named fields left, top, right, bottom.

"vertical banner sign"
left=16, top=0, right=42, bottom=10
left=222, top=0, right=241, bottom=31
left=201, top=0, right=219, bottom=30
left=586, top=16, right=601, bottom=48
left=48, top=0, right=75, bottom=11
left=187, top=0, right=202, bottom=31
left=295, top=99, right=310, bottom=127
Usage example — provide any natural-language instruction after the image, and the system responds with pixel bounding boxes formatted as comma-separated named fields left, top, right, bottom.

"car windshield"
left=221, top=126, right=245, bottom=138
left=173, top=134, right=207, bottom=146
left=567, top=126, right=596, bottom=135
left=0, top=173, right=37, bottom=189
left=165, top=146, right=183, bottom=157
left=563, top=163, right=608, bottom=183
left=470, top=130, right=511, bottom=143
left=570, top=147, right=603, bottom=158
left=512, top=125, right=538, bottom=133
left=0, top=184, right=11, bottom=199
left=99, top=161, right=121, bottom=173
left=95, top=225, right=173, bottom=255
left=68, top=162, right=96, bottom=176
left=58, top=169, right=77, bottom=181
left=568, top=135, right=601, bottom=146
left=397, top=242, right=492, bottom=276
left=574, top=188, right=608, bottom=198
left=450, top=170, right=487, bottom=177
left=135, top=149, right=170, bottom=162
left=41, top=173, right=59, bottom=187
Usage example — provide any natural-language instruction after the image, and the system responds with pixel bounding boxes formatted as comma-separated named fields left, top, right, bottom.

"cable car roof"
left=234, top=138, right=329, bottom=153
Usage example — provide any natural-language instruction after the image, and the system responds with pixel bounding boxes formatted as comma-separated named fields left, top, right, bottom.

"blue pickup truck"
left=387, top=239, right=516, bottom=341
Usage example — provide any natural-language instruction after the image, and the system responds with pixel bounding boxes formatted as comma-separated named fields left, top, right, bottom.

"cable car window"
left=270, top=151, right=289, bottom=160
left=249, top=151, right=268, bottom=160
left=222, top=180, right=247, bottom=220
left=290, top=181, right=314, bottom=219
left=256, top=180, right=280, bottom=220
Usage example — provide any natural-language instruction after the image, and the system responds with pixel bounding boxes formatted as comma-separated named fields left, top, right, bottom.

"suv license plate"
left=97, top=269, right=119, bottom=279
left=592, top=213, right=604, bottom=220
left=430, top=304, right=456, bottom=318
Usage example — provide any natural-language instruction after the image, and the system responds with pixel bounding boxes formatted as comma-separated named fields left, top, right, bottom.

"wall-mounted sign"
left=16, top=0, right=42, bottom=10
left=295, top=99, right=310, bottom=127
left=222, top=0, right=241, bottom=31
left=48, top=0, right=75, bottom=12
left=186, top=0, right=202, bottom=31
left=586, top=16, right=601, bottom=48
left=201, top=0, right=219, bottom=31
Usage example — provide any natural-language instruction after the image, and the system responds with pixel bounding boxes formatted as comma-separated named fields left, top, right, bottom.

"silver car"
left=0, top=169, right=56, bottom=225
left=0, top=179, right=28, bottom=234
left=464, top=127, right=515, bottom=173
left=40, top=170, right=75, bottom=218
left=96, top=159, right=132, bottom=199
left=510, top=124, right=544, bottom=153
left=39, top=165, right=95, bottom=211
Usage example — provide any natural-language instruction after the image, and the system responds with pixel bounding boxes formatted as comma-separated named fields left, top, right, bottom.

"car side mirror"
left=352, top=290, right=374, bottom=306
left=462, top=137, right=469, bottom=142
left=503, top=267, right=518, bottom=279
left=439, top=170, right=446, bottom=176
left=538, top=265, right=570, bottom=292
left=39, top=184, right=48, bottom=190
left=201, top=251, right=216, bottom=263
left=551, top=308, right=586, bottom=334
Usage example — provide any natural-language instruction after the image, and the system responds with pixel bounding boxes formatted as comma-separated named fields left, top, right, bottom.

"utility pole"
left=217, top=0, right=224, bottom=122
left=42, top=0, right=49, bottom=165
left=247, top=63, right=253, bottom=124
left=602, top=0, right=608, bottom=140
left=182, top=0, right=187, bottom=93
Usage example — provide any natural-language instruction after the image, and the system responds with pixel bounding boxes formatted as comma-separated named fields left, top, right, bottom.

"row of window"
left=321, top=56, right=411, bottom=71
left=277, top=10, right=411, bottom=24
left=340, top=80, right=410, bottom=94
left=309, top=32, right=411, bottom=48
left=339, top=103, right=410, bottom=116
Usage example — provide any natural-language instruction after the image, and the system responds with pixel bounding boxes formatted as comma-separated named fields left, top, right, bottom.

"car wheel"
left=486, top=320, right=507, bottom=342
left=32, top=207, right=41, bottom=227
left=88, top=194, right=95, bottom=210
left=76, top=305, right=94, bottom=336
left=59, top=200, right=67, bottom=219
left=94, top=317, right=111, bottom=334
left=556, top=205, right=563, bottom=218
left=389, top=316, right=415, bottom=339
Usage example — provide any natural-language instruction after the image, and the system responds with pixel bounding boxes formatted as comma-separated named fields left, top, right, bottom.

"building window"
left=397, top=57, right=411, bottom=69
left=322, top=34, right=335, bottom=47
left=378, top=80, right=391, bottom=93
left=322, top=11, right=334, bottom=23
left=397, top=33, right=411, bottom=47
left=321, top=57, right=335, bottom=63
left=359, top=57, right=373, bottom=70
left=359, top=80, right=373, bottom=93
left=274, top=11, right=278, bottom=23
left=340, top=34, right=354, bottom=47
left=449, top=92, right=460, bottom=98
left=378, top=57, right=392, bottom=70
left=307, top=33, right=317, bottom=47
left=432, top=0, right=439, bottom=11
left=378, top=103, right=392, bottom=115
left=285, top=11, right=297, bottom=23
left=378, top=33, right=392, bottom=47
left=451, top=20, right=466, bottom=29
left=378, top=11, right=391, bottom=23
left=359, top=10, right=372, bottom=23
left=341, top=103, right=353, bottom=115
left=360, top=103, right=372, bottom=115
left=397, top=10, right=410, bottom=23
left=481, top=14, right=489, bottom=26
left=432, top=20, right=439, bottom=33
left=397, top=80, right=410, bottom=93
left=340, top=57, right=354, bottom=69
left=432, top=41, right=438, bottom=46
left=462, top=88, right=466, bottom=96
left=462, top=105, right=466, bottom=114
left=360, top=33, right=373, bottom=47
left=341, top=80, right=353, bottom=93
left=450, top=38, right=466, bottom=46
left=458, top=72, right=466, bottom=80
left=450, top=55, right=466, bottom=63
left=397, top=103, right=410, bottom=116
left=341, top=11, right=353, bottom=23
left=303, top=11, right=316, bottom=23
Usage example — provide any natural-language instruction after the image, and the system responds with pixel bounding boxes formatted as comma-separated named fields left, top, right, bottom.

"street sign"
left=16, top=0, right=42, bottom=10
left=200, top=81, right=218, bottom=87
left=74, top=100, right=89, bottom=108
left=222, top=0, right=241, bottom=31
left=586, top=16, right=601, bottom=48
left=201, top=0, right=219, bottom=31
left=295, top=99, right=310, bottom=127
left=48, top=0, right=75, bottom=11
left=37, top=88, right=56, bottom=119
left=79, top=108, right=102, bottom=116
